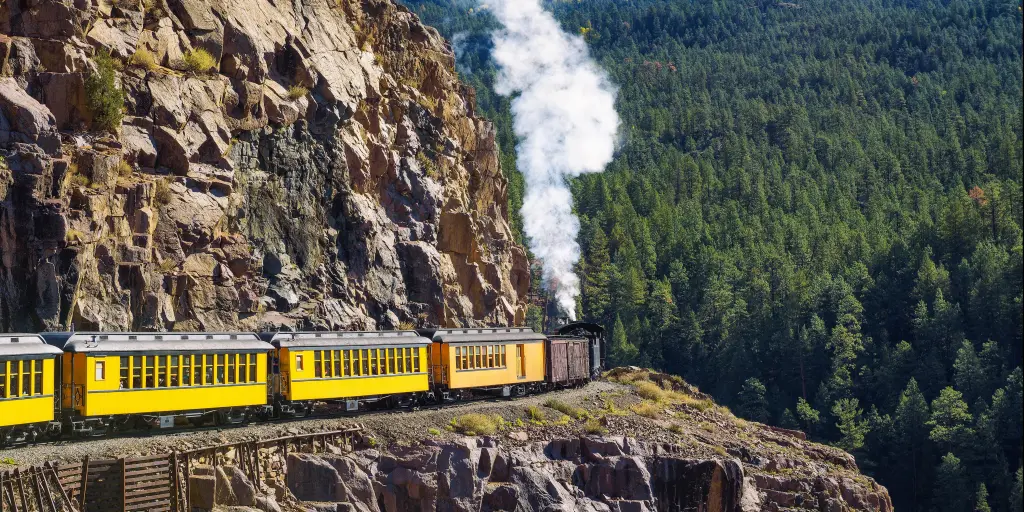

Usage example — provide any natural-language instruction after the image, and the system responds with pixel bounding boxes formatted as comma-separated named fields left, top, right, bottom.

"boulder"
left=189, top=473, right=216, bottom=511
left=86, top=16, right=142, bottom=59
left=0, top=78, right=60, bottom=154
left=286, top=453, right=344, bottom=503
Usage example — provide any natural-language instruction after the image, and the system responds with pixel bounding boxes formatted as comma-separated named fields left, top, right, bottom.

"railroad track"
left=0, top=386, right=564, bottom=450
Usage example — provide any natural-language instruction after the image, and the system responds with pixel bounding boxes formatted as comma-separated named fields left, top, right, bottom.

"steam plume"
left=489, top=0, right=620, bottom=321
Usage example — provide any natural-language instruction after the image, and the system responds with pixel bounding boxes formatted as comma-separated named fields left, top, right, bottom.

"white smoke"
left=489, top=0, right=620, bottom=320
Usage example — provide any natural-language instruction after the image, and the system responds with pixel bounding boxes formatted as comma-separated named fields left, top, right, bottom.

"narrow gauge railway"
left=0, top=325, right=604, bottom=446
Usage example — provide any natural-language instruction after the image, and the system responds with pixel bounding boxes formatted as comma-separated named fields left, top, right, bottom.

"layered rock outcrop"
left=0, top=0, right=529, bottom=331
left=192, top=436, right=892, bottom=512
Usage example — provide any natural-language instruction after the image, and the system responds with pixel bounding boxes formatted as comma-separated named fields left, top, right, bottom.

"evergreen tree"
left=583, top=227, right=612, bottom=325
left=608, top=315, right=638, bottom=366
left=795, top=397, right=822, bottom=436
left=780, top=408, right=799, bottom=430
left=738, top=377, right=770, bottom=423
left=929, top=387, right=974, bottom=450
left=973, top=484, right=991, bottom=512
left=933, top=453, right=970, bottom=512
left=1010, top=467, right=1023, bottom=512
left=953, top=340, right=985, bottom=405
left=833, top=398, right=870, bottom=453
left=894, top=378, right=932, bottom=510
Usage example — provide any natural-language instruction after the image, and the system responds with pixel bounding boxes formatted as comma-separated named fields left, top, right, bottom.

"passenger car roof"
left=40, top=332, right=271, bottom=354
left=427, top=328, right=547, bottom=345
left=0, top=334, right=65, bottom=359
left=260, top=331, right=431, bottom=349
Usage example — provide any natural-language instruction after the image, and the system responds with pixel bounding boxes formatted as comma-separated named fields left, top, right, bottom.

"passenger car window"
left=95, top=360, right=105, bottom=381
left=120, top=357, right=129, bottom=388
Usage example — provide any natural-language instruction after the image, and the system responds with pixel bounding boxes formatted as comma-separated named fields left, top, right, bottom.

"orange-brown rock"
left=0, top=0, right=529, bottom=332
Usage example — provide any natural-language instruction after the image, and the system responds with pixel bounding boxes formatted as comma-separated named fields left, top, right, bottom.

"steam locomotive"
left=0, top=324, right=604, bottom=445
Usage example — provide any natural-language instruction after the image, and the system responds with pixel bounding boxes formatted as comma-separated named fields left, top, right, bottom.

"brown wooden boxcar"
left=547, top=336, right=590, bottom=386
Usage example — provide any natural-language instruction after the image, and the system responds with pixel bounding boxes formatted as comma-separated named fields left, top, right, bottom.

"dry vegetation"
left=129, top=48, right=158, bottom=71
left=449, top=414, right=499, bottom=436
left=182, top=48, right=217, bottom=74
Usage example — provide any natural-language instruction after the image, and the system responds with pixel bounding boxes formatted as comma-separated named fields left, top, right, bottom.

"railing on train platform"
left=0, top=425, right=364, bottom=512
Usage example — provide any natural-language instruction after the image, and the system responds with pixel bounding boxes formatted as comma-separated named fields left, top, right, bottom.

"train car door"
left=515, top=344, right=525, bottom=379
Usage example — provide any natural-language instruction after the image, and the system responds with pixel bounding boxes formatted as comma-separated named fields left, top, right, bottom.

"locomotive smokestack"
left=489, top=0, right=620, bottom=321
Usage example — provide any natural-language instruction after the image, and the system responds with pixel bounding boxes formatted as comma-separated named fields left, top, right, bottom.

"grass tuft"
left=287, top=85, right=309, bottom=100
left=634, top=380, right=666, bottom=402
left=153, top=178, right=172, bottom=205
left=544, top=399, right=590, bottom=420
left=182, top=48, right=217, bottom=74
left=130, top=48, right=158, bottom=70
left=632, top=400, right=660, bottom=418
left=584, top=418, right=606, bottom=435
left=449, top=413, right=498, bottom=436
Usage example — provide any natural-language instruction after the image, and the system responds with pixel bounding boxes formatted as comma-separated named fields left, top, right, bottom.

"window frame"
left=183, top=355, right=193, bottom=386
left=95, top=360, right=106, bottom=382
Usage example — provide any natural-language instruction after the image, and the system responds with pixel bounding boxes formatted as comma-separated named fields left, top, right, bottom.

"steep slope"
left=0, top=0, right=529, bottom=332
left=0, top=370, right=893, bottom=511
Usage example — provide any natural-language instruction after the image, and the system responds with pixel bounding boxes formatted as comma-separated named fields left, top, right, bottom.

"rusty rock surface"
left=0, top=0, right=529, bottom=332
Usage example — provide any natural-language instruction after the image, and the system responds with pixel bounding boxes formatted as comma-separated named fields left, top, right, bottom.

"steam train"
left=0, top=324, right=604, bottom=445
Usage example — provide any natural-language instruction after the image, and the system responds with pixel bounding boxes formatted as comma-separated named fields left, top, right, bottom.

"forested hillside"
left=401, top=0, right=1024, bottom=510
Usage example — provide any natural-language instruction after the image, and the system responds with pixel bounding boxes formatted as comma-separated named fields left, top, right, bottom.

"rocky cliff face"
left=199, top=435, right=892, bottom=512
left=0, top=0, right=529, bottom=332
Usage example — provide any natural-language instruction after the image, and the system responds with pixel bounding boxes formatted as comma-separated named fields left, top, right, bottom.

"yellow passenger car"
left=263, top=331, right=432, bottom=414
left=42, top=332, right=273, bottom=432
left=426, top=328, right=547, bottom=398
left=0, top=334, right=63, bottom=443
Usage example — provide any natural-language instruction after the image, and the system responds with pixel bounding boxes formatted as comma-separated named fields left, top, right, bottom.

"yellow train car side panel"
left=289, top=374, right=429, bottom=401
left=445, top=342, right=545, bottom=389
left=79, top=353, right=268, bottom=417
left=0, top=359, right=57, bottom=427
left=83, top=384, right=267, bottom=416
left=0, top=397, right=54, bottom=427
left=284, top=346, right=430, bottom=401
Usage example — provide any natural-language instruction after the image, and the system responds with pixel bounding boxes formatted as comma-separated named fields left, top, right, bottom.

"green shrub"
left=525, top=405, right=546, bottom=422
left=182, top=48, right=217, bottom=74
left=287, top=85, right=309, bottom=100
left=85, top=50, right=125, bottom=132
